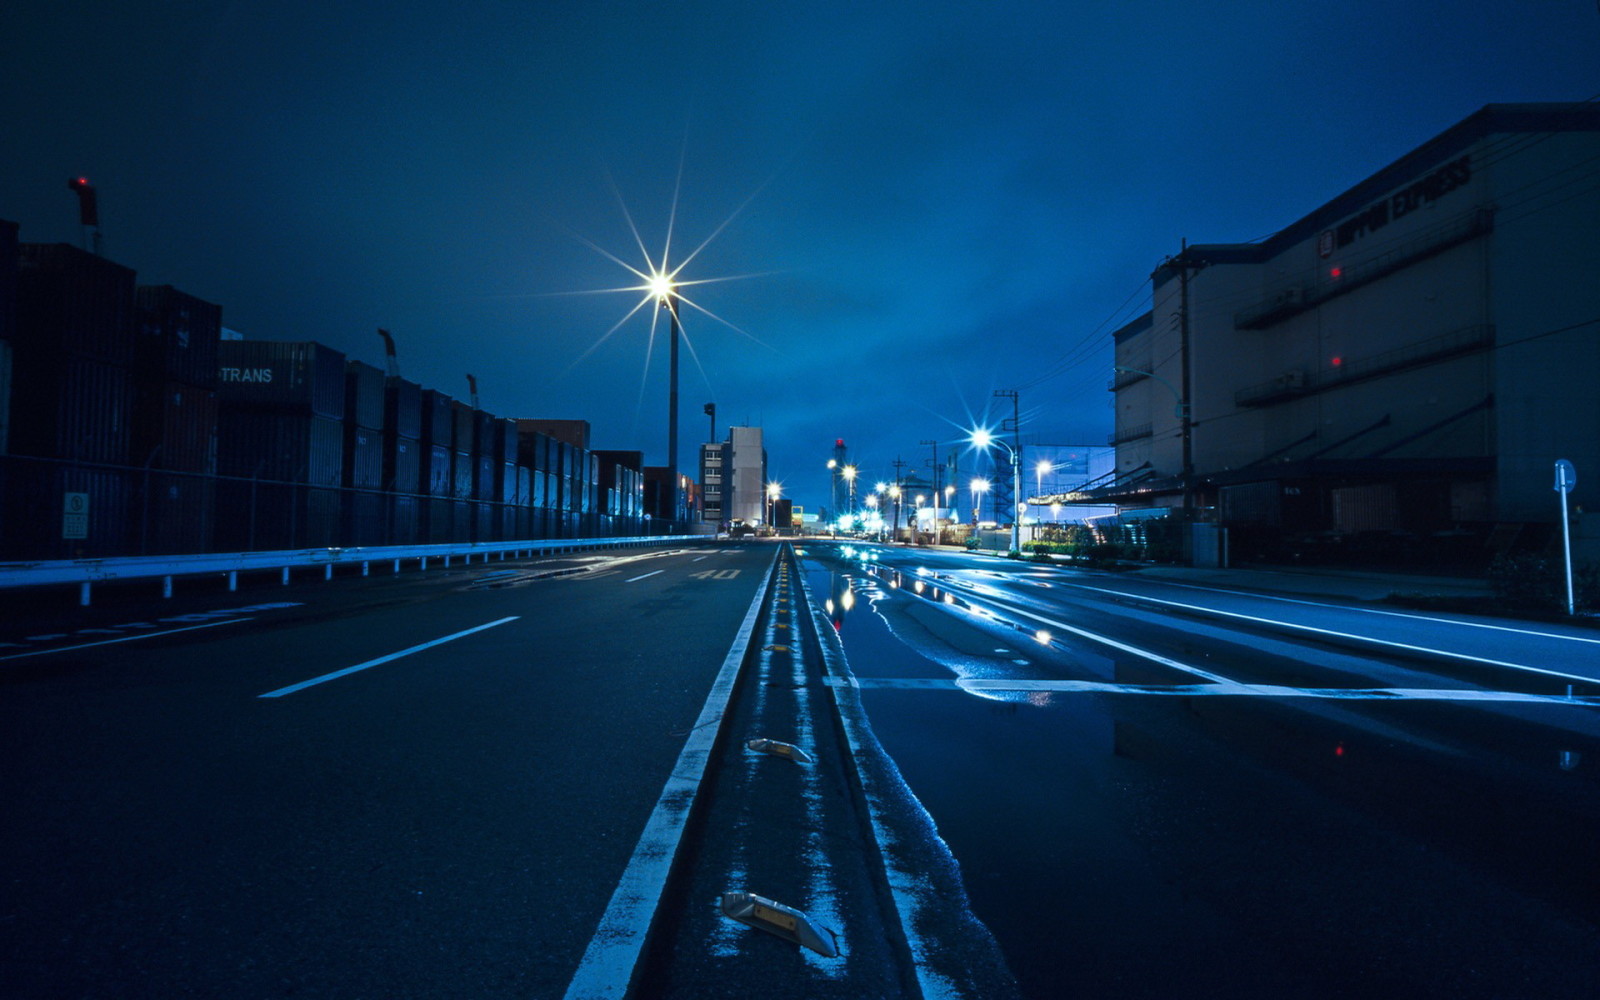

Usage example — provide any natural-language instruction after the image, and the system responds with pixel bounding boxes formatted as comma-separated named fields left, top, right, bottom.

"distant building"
left=1102, top=103, right=1600, bottom=560
left=1025, top=444, right=1116, bottom=524
left=699, top=425, right=766, bottom=525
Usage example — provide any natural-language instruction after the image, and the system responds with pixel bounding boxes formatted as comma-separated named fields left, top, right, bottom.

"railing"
left=1108, top=422, right=1153, bottom=446
left=0, top=534, right=706, bottom=605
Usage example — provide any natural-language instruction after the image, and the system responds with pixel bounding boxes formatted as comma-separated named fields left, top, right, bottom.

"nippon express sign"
left=1319, top=154, right=1472, bottom=259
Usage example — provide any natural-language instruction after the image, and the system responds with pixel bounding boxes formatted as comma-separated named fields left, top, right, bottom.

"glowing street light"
left=842, top=465, right=858, bottom=517
left=766, top=481, right=781, bottom=530
left=970, top=477, right=990, bottom=536
left=970, top=427, right=1022, bottom=556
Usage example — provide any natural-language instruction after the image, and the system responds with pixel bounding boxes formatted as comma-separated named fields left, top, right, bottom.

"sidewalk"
left=910, top=540, right=1493, bottom=603
left=1125, top=563, right=1494, bottom=602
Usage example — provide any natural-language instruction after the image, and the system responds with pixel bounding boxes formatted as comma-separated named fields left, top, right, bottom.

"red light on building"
left=1331, top=356, right=1343, bottom=367
left=1330, top=266, right=1343, bottom=279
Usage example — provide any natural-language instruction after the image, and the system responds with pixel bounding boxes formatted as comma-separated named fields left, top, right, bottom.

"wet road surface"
left=796, top=541, right=1600, bottom=999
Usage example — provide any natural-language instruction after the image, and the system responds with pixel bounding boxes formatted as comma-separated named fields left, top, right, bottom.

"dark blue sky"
left=6, top=2, right=1597, bottom=512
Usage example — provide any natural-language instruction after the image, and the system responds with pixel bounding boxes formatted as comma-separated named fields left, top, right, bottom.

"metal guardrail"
left=0, top=535, right=705, bottom=605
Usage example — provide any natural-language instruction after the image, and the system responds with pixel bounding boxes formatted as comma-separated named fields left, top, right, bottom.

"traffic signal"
left=68, top=177, right=98, bottom=227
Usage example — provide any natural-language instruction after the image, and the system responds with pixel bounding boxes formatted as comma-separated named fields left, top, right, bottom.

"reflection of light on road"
left=1034, top=630, right=1052, bottom=645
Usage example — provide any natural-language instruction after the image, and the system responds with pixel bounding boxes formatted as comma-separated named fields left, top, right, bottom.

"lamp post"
left=971, top=429, right=1022, bottom=556
left=842, top=465, right=858, bottom=526
left=766, top=481, right=781, bottom=533
left=970, top=477, right=989, bottom=541
left=650, top=273, right=682, bottom=523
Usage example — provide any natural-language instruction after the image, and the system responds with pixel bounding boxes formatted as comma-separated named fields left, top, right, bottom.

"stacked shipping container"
left=342, top=360, right=386, bottom=546
left=131, top=285, right=221, bottom=554
left=215, top=341, right=346, bottom=551
left=3, top=243, right=136, bottom=558
left=384, top=377, right=423, bottom=543
left=0, top=224, right=653, bottom=558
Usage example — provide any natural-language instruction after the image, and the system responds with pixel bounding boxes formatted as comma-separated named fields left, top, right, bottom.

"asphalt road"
left=1, top=544, right=782, bottom=999
left=796, top=540, right=1600, bottom=999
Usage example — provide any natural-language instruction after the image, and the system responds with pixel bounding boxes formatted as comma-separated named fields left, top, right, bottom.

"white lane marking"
left=693, top=555, right=709, bottom=562
left=624, top=570, right=664, bottom=583
left=0, top=618, right=254, bottom=662
left=979, top=602, right=1241, bottom=687
left=1099, top=578, right=1600, bottom=646
left=829, top=676, right=1596, bottom=705
left=564, top=554, right=775, bottom=1000
left=1069, top=585, right=1598, bottom=685
left=257, top=617, right=519, bottom=698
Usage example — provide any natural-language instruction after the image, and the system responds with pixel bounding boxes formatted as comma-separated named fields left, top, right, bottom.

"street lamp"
left=888, top=483, right=902, bottom=543
left=970, top=477, right=990, bottom=539
left=652, top=272, right=682, bottom=523
left=842, top=465, right=858, bottom=522
left=971, top=429, right=1022, bottom=556
left=766, top=481, right=781, bottom=532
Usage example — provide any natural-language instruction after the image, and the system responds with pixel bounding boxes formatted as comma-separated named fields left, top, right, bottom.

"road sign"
left=62, top=492, right=89, bottom=540
left=1555, top=459, right=1577, bottom=493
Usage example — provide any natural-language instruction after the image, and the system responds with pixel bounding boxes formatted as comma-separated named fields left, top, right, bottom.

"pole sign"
left=1555, top=459, right=1577, bottom=493
left=63, top=492, right=89, bottom=540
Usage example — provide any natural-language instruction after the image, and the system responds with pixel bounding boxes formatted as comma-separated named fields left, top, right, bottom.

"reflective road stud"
left=720, top=891, right=838, bottom=958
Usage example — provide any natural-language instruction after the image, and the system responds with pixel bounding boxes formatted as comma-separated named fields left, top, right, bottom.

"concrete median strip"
left=563, top=550, right=776, bottom=1000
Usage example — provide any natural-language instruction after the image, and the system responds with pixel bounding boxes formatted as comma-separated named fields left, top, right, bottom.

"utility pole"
left=920, top=440, right=939, bottom=540
left=892, top=456, right=907, bottom=542
left=1169, top=239, right=1206, bottom=558
left=995, top=389, right=1022, bottom=555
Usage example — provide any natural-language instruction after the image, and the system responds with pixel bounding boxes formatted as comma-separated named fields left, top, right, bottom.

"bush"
left=1489, top=552, right=1600, bottom=611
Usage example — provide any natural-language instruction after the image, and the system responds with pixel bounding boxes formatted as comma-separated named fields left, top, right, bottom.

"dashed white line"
left=1067, top=585, right=1598, bottom=685
left=0, top=618, right=254, bottom=662
left=257, top=616, right=519, bottom=698
left=625, top=570, right=664, bottom=583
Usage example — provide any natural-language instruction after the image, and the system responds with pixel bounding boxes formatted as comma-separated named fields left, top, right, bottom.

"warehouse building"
left=1105, top=102, right=1600, bottom=564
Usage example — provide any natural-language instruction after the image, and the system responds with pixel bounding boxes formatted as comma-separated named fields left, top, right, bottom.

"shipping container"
left=16, top=243, right=136, bottom=366
left=497, top=418, right=517, bottom=467
left=472, top=410, right=496, bottom=460
left=452, top=450, right=473, bottom=500
left=0, top=460, right=131, bottom=560
left=516, top=467, right=531, bottom=508
left=450, top=401, right=474, bottom=455
left=474, top=453, right=496, bottom=501
left=135, top=473, right=215, bottom=555
left=343, top=425, right=383, bottom=490
left=424, top=496, right=453, bottom=543
left=473, top=501, right=493, bottom=543
left=135, top=285, right=221, bottom=388
left=343, top=490, right=387, bottom=547
left=451, top=500, right=471, bottom=541
left=132, top=379, right=217, bottom=473
left=421, top=390, right=452, bottom=448
left=216, top=410, right=343, bottom=486
left=7, top=355, right=132, bottom=464
left=385, top=377, right=422, bottom=440
left=217, top=341, right=345, bottom=419
left=501, top=462, right=519, bottom=504
left=422, top=442, right=452, bottom=497
left=384, top=433, right=422, bottom=494
left=216, top=482, right=342, bottom=551
left=344, top=360, right=385, bottom=431
left=389, top=493, right=420, bottom=545
left=516, top=422, right=550, bottom=471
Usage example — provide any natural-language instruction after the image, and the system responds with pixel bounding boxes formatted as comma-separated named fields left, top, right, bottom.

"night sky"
left=6, top=2, right=1597, bottom=513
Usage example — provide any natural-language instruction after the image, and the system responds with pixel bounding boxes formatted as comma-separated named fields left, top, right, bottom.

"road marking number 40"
left=690, top=569, right=741, bottom=580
